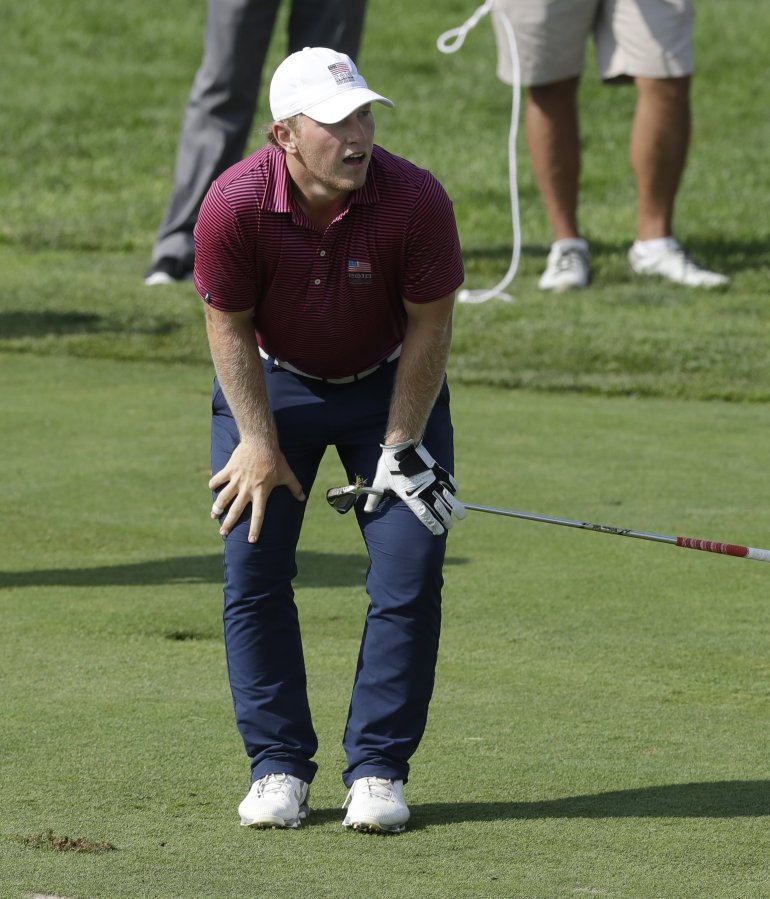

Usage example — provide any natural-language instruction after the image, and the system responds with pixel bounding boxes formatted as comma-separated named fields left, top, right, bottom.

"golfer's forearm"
left=205, top=309, right=279, bottom=451
left=385, top=317, right=452, bottom=445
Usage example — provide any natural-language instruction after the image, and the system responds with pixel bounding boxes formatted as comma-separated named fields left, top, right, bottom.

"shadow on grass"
left=405, top=781, right=770, bottom=827
left=0, top=311, right=181, bottom=339
left=0, top=551, right=469, bottom=590
left=461, top=237, right=769, bottom=273
left=0, top=311, right=101, bottom=337
left=462, top=243, right=548, bottom=263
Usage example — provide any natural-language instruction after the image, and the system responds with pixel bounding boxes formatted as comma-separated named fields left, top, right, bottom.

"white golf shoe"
left=628, top=238, right=729, bottom=288
left=538, top=239, right=591, bottom=292
left=342, top=777, right=409, bottom=833
left=238, top=773, right=310, bottom=829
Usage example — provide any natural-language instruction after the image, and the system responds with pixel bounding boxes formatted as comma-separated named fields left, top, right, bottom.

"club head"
left=326, top=485, right=360, bottom=514
left=325, top=484, right=386, bottom=514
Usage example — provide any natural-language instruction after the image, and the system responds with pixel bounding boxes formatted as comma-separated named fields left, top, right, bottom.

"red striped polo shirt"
left=193, top=144, right=464, bottom=379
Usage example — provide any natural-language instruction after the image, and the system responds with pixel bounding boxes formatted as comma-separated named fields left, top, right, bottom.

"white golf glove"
left=363, top=440, right=466, bottom=535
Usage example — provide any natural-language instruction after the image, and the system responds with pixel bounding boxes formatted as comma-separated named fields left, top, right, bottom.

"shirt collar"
left=261, top=146, right=381, bottom=214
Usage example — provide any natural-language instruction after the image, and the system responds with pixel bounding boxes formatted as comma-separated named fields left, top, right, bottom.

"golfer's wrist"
left=239, top=431, right=279, bottom=454
left=382, top=438, right=414, bottom=451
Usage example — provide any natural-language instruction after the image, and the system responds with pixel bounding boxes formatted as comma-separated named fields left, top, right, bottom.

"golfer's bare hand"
left=208, top=441, right=305, bottom=543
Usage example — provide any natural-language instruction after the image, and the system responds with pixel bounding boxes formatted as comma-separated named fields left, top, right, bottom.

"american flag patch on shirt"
left=348, top=259, right=372, bottom=282
left=328, top=62, right=355, bottom=85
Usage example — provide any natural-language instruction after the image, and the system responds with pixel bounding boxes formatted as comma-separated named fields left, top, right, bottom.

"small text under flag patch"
left=348, top=259, right=372, bottom=283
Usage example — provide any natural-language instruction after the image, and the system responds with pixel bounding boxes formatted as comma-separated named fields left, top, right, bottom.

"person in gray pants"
left=145, top=0, right=368, bottom=285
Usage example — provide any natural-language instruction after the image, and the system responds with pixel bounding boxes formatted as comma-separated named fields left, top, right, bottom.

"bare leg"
left=526, top=76, right=582, bottom=241
left=631, top=76, right=691, bottom=241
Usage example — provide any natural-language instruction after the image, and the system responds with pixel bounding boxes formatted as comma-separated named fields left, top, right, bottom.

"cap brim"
left=303, top=88, right=395, bottom=125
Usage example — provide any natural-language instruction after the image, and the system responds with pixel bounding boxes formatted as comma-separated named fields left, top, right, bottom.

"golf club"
left=325, top=484, right=770, bottom=564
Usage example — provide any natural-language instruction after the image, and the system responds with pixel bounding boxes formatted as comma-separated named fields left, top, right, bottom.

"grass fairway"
left=2, top=356, right=769, bottom=898
left=1, top=0, right=769, bottom=894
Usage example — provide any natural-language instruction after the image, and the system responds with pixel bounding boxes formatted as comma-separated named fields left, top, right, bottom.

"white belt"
left=259, top=344, right=402, bottom=384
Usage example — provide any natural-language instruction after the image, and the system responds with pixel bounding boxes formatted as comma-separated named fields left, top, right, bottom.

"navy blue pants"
left=211, top=358, right=455, bottom=787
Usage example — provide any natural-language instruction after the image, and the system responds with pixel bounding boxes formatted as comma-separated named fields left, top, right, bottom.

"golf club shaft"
left=346, top=486, right=770, bottom=564
left=460, top=502, right=770, bottom=562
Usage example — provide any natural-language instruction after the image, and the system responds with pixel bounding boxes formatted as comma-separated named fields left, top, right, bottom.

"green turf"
left=1, top=0, right=768, bottom=895
left=2, top=356, right=769, bottom=898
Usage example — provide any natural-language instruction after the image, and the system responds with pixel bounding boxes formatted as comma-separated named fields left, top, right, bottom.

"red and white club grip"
left=676, top=537, right=770, bottom=563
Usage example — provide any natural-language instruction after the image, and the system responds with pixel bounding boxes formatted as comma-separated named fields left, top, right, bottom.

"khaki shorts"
left=493, top=0, right=695, bottom=86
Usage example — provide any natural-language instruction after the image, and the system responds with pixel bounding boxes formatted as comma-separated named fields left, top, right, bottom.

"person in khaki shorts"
left=494, top=0, right=728, bottom=291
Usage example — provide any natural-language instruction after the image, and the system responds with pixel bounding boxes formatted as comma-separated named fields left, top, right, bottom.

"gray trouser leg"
left=151, top=0, right=368, bottom=267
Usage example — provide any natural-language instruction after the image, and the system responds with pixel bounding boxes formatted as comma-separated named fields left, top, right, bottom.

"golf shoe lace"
left=255, top=773, right=295, bottom=800
left=343, top=776, right=397, bottom=808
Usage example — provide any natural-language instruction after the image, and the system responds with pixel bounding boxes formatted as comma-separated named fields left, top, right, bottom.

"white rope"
left=436, top=0, right=496, bottom=53
left=437, top=2, right=522, bottom=303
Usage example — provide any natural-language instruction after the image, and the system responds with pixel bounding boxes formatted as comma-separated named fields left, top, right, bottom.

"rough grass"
left=1, top=0, right=768, bottom=402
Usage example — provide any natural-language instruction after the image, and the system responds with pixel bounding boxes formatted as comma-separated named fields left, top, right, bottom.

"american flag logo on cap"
left=328, top=62, right=355, bottom=85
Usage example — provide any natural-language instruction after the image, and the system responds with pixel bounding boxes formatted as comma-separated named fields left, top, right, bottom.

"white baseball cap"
left=269, top=46, right=394, bottom=124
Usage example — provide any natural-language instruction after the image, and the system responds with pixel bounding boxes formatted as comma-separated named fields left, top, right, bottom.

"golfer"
left=194, top=46, right=466, bottom=833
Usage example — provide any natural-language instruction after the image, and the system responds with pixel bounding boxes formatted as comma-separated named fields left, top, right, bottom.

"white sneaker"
left=238, top=773, right=310, bottom=829
left=342, top=777, right=409, bottom=833
left=143, top=257, right=194, bottom=286
left=538, top=239, right=591, bottom=292
left=628, top=239, right=729, bottom=287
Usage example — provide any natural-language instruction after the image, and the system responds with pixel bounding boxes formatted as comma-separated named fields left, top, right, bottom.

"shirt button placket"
left=312, top=243, right=330, bottom=289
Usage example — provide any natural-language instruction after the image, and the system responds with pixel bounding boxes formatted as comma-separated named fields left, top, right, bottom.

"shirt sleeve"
left=193, top=181, right=258, bottom=312
left=401, top=173, right=465, bottom=302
